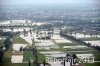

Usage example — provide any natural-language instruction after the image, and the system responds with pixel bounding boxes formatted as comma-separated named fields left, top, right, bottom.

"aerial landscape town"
left=0, top=0, right=100, bottom=66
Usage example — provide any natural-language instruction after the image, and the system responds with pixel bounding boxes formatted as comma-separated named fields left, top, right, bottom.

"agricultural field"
left=60, top=31, right=100, bottom=66
left=0, top=20, right=100, bottom=66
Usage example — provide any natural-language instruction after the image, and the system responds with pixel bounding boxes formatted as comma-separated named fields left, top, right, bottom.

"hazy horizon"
left=0, top=0, right=99, bottom=6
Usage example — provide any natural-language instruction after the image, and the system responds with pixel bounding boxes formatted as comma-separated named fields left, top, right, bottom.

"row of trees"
left=60, top=31, right=100, bottom=51
left=0, top=37, right=12, bottom=63
left=0, top=30, right=14, bottom=37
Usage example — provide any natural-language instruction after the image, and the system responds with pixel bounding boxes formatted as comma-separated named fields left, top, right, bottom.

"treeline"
left=0, top=31, right=14, bottom=37
left=0, top=37, right=12, bottom=63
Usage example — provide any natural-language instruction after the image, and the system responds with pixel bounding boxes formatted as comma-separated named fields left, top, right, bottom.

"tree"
left=30, top=29, right=32, bottom=34
left=66, top=53, right=71, bottom=62
left=74, top=32, right=77, bottom=38
left=0, top=49, right=4, bottom=63
left=95, top=31, right=98, bottom=38
left=70, top=32, right=72, bottom=36
left=4, top=37, right=12, bottom=50
left=72, top=54, right=77, bottom=59
left=11, top=27, right=13, bottom=32
left=43, top=60, right=46, bottom=66
left=33, top=49, right=39, bottom=66
left=83, top=31, right=86, bottom=38
left=24, top=29, right=27, bottom=36
left=72, top=54, right=78, bottom=64
left=19, top=46, right=23, bottom=51
left=90, top=33, right=93, bottom=37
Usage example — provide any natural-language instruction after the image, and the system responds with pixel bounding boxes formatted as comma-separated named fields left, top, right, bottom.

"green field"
left=55, top=36, right=100, bottom=63
left=0, top=20, right=9, bottom=22
left=3, top=51, right=12, bottom=62
left=23, top=51, right=45, bottom=63
left=23, top=51, right=34, bottom=62
left=12, top=36, right=29, bottom=44
left=37, top=48, right=64, bottom=52
left=0, top=33, right=100, bottom=66
left=80, top=37, right=100, bottom=41
left=0, top=63, right=29, bottom=66
left=0, top=40, right=4, bottom=47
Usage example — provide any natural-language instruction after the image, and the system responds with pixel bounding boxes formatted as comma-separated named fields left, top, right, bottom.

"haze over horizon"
left=0, top=0, right=100, bottom=20
left=0, top=0, right=99, bottom=6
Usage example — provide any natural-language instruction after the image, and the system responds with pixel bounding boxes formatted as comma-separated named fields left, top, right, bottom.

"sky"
left=0, top=0, right=98, bottom=5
